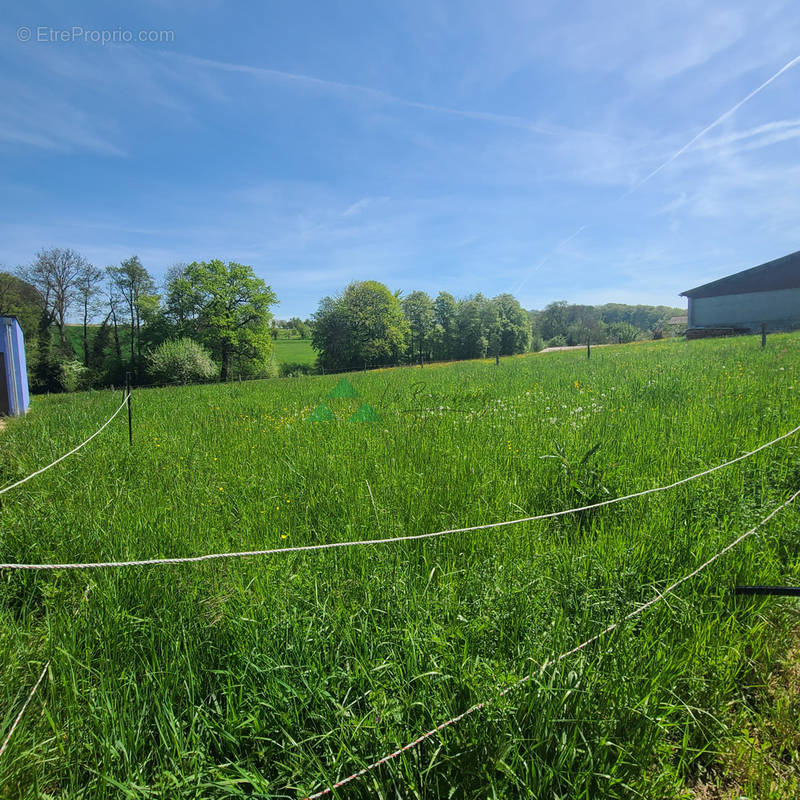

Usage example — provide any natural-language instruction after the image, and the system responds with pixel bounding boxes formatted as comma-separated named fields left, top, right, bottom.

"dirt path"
left=539, top=343, right=614, bottom=353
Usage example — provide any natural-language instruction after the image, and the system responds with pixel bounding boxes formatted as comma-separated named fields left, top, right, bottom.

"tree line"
left=307, top=284, right=682, bottom=372
left=1, top=248, right=278, bottom=392
left=528, top=300, right=684, bottom=349
left=0, top=248, right=684, bottom=393
left=310, top=282, right=532, bottom=372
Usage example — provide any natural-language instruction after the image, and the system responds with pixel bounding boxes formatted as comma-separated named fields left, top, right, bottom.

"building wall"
left=0, top=317, right=29, bottom=415
left=689, top=287, right=800, bottom=331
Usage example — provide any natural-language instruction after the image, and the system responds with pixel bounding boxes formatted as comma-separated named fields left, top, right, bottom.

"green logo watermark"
left=307, top=378, right=381, bottom=423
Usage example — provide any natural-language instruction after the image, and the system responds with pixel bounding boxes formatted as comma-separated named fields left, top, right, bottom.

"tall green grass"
left=1, top=335, right=800, bottom=798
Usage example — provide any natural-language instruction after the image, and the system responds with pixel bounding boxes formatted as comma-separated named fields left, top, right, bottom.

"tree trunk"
left=109, top=302, right=122, bottom=361
left=135, top=308, right=142, bottom=379
left=129, top=308, right=135, bottom=369
left=83, top=299, right=89, bottom=367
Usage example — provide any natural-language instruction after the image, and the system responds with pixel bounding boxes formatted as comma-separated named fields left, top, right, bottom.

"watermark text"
left=17, top=26, right=175, bottom=45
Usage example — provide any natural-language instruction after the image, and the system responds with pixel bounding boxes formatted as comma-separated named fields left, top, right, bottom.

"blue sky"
left=2, top=1, right=799, bottom=319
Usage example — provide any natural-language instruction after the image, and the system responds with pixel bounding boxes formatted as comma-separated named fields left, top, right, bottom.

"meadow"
left=272, top=338, right=317, bottom=367
left=1, top=335, right=800, bottom=798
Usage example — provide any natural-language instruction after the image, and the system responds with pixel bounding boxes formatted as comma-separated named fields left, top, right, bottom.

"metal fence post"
left=125, top=372, right=132, bottom=447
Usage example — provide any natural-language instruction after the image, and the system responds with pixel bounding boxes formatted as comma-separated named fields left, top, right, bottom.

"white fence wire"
left=0, top=394, right=129, bottom=498
left=1, top=420, right=798, bottom=571
left=305, top=487, right=800, bottom=798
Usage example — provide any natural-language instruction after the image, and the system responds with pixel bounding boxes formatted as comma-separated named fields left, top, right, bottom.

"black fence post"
left=761, top=323, right=766, bottom=349
left=587, top=334, right=591, bottom=360
left=735, top=585, right=800, bottom=597
left=125, top=371, right=132, bottom=447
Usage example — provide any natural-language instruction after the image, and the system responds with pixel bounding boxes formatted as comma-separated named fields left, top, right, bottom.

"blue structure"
left=0, top=317, right=30, bottom=417
left=682, top=249, right=800, bottom=335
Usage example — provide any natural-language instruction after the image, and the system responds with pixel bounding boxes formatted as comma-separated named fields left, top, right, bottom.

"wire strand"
left=0, top=662, right=48, bottom=761
left=1, top=420, right=797, bottom=571
left=305, top=487, right=800, bottom=798
left=0, top=584, right=93, bottom=764
left=0, top=394, right=129, bottom=497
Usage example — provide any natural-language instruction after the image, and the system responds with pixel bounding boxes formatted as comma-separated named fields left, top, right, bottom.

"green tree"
left=166, top=260, right=278, bottom=381
left=138, top=294, right=174, bottom=353
left=88, top=317, right=112, bottom=377
left=607, top=321, right=640, bottom=343
left=312, top=281, right=409, bottom=372
left=539, top=300, right=569, bottom=342
left=494, top=293, right=532, bottom=354
left=455, top=296, right=488, bottom=359
left=310, top=296, right=350, bottom=370
left=402, top=290, right=434, bottom=363
left=565, top=305, right=606, bottom=346
left=0, top=272, right=44, bottom=347
left=107, top=256, right=156, bottom=376
left=480, top=296, right=502, bottom=358
left=0, top=271, right=46, bottom=387
left=289, top=317, right=310, bottom=339
left=76, top=262, right=104, bottom=367
left=163, top=263, right=199, bottom=334
left=432, top=291, right=458, bottom=360
left=20, top=248, right=87, bottom=346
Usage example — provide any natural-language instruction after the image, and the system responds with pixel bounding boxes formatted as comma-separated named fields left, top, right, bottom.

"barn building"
left=681, top=250, right=800, bottom=338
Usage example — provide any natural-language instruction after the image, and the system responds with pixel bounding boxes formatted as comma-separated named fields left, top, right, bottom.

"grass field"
left=1, top=335, right=800, bottom=797
left=60, top=327, right=318, bottom=370
left=272, top=337, right=317, bottom=366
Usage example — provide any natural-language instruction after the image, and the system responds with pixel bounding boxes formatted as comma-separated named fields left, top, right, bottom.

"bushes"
left=278, top=362, right=317, bottom=378
left=146, top=338, right=217, bottom=385
left=58, top=360, right=91, bottom=392
left=608, top=321, right=641, bottom=344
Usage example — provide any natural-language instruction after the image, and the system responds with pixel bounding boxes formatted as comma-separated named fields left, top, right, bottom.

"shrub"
left=531, top=336, right=545, bottom=352
left=279, top=362, right=316, bottom=378
left=146, top=338, right=217, bottom=385
left=58, top=360, right=91, bottom=392
left=608, top=321, right=641, bottom=344
left=548, top=335, right=567, bottom=348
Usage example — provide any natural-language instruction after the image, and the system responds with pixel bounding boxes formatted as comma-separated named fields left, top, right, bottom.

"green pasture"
left=1, top=335, right=800, bottom=797
left=272, top=337, right=317, bottom=367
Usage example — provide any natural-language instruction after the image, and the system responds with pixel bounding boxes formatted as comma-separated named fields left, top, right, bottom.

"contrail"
left=512, top=54, right=800, bottom=297
left=165, top=52, right=592, bottom=139
left=622, top=54, right=800, bottom=197
left=514, top=225, right=587, bottom=294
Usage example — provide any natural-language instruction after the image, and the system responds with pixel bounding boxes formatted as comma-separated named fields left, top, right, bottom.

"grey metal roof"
left=681, top=249, right=800, bottom=299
